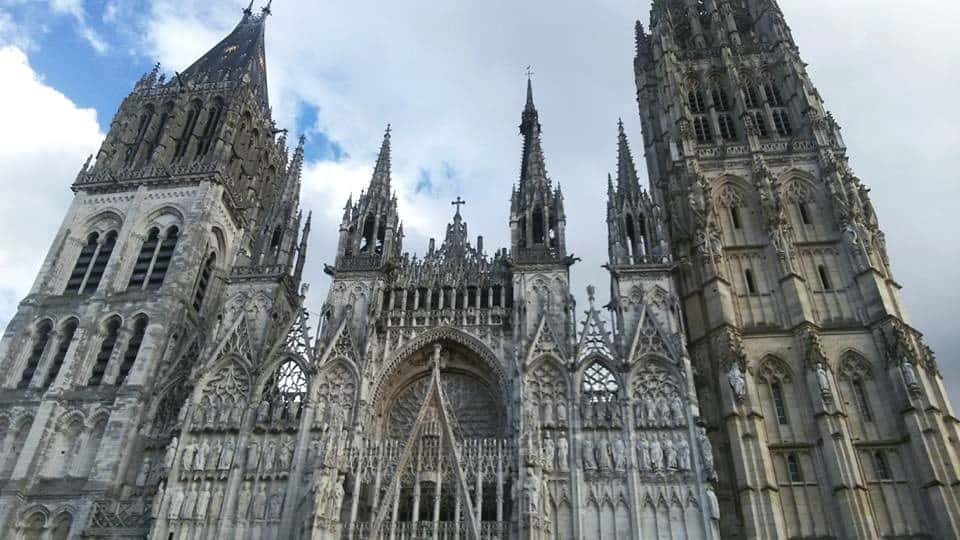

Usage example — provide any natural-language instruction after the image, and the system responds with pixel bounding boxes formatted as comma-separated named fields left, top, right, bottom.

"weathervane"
left=525, top=65, right=535, bottom=79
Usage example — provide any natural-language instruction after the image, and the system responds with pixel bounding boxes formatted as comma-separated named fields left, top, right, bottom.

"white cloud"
left=0, top=8, right=33, bottom=50
left=0, top=46, right=103, bottom=327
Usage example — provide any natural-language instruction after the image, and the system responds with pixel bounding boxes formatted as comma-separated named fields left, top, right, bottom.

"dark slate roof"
left=177, top=10, right=269, bottom=110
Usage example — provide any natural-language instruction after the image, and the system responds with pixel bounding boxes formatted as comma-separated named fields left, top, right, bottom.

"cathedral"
left=0, top=0, right=957, bottom=538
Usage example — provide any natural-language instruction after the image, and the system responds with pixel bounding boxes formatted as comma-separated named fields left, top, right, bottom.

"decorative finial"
left=261, top=0, right=272, bottom=16
left=587, top=285, right=596, bottom=307
left=244, top=0, right=254, bottom=16
left=525, top=65, right=535, bottom=79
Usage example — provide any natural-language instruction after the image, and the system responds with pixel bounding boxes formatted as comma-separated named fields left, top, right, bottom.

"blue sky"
left=0, top=0, right=958, bottom=402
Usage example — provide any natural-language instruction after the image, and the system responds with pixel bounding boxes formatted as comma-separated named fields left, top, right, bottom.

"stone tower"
left=0, top=4, right=311, bottom=537
left=633, top=0, right=960, bottom=538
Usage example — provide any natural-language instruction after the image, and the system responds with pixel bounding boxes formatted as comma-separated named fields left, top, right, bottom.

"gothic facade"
left=0, top=1, right=955, bottom=539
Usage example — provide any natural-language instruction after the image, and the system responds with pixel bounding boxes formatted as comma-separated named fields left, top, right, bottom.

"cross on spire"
left=451, top=196, right=466, bottom=215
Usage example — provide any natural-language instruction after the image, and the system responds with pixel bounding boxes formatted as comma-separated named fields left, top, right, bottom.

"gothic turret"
left=510, top=78, right=569, bottom=265
left=332, top=126, right=402, bottom=272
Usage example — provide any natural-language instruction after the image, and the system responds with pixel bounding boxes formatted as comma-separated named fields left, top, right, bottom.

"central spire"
left=518, top=76, right=549, bottom=191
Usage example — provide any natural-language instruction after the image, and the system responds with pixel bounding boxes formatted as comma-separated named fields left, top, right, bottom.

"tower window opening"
left=44, top=319, right=78, bottom=389
left=492, top=285, right=503, bottom=307
left=532, top=207, right=545, bottom=244
left=786, top=453, right=804, bottom=482
left=745, top=86, right=762, bottom=109
left=376, top=223, right=386, bottom=255
left=764, top=82, right=785, bottom=107
left=694, top=116, right=713, bottom=143
left=467, top=287, right=478, bottom=308
left=146, top=102, right=173, bottom=160
left=688, top=89, right=706, bottom=114
left=126, top=106, right=155, bottom=165
left=88, top=317, right=121, bottom=386
left=548, top=215, right=559, bottom=248
left=752, top=112, right=770, bottom=138
left=797, top=202, right=812, bottom=225
left=852, top=380, right=873, bottom=422
left=745, top=269, right=758, bottom=295
left=430, top=288, right=441, bottom=310
left=65, top=233, right=100, bottom=295
left=729, top=206, right=743, bottom=229
left=773, top=109, right=793, bottom=137
left=360, top=215, right=375, bottom=253
left=115, top=316, right=147, bottom=386
left=193, top=253, right=216, bottom=311
left=712, top=86, right=731, bottom=111
left=128, top=228, right=159, bottom=290
left=344, top=226, right=356, bottom=257
left=270, top=226, right=283, bottom=250
left=173, top=100, right=202, bottom=160
left=455, top=288, right=465, bottom=309
left=624, top=214, right=637, bottom=259
left=873, top=451, right=892, bottom=480
left=817, top=265, right=833, bottom=291
left=82, top=231, right=117, bottom=295
left=195, top=100, right=223, bottom=158
left=718, top=114, right=738, bottom=141
left=18, top=321, right=53, bottom=389
left=771, top=381, right=789, bottom=424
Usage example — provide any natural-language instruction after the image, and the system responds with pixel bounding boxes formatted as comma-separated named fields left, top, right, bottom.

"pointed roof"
left=518, top=77, right=550, bottom=191
left=616, top=120, right=641, bottom=195
left=177, top=4, right=270, bottom=110
left=369, top=125, right=392, bottom=194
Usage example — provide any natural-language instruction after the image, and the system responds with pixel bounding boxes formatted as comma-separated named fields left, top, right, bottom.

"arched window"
left=688, top=89, right=706, bottom=113
left=115, top=316, right=147, bottom=386
left=786, top=452, right=803, bottom=482
left=43, top=319, right=78, bottom=388
left=729, top=206, right=743, bottom=229
left=693, top=116, right=713, bottom=143
left=548, top=214, right=559, bottom=248
left=127, top=228, right=159, bottom=289
left=173, top=100, right=202, bottom=160
left=195, top=99, right=224, bottom=158
left=873, top=451, right=891, bottom=480
left=711, top=85, right=731, bottom=111
left=764, top=82, right=784, bottom=107
left=18, top=321, right=53, bottom=389
left=360, top=215, right=375, bottom=252
left=270, top=226, right=283, bottom=250
left=797, top=201, right=812, bottom=225
left=65, top=229, right=118, bottom=296
left=376, top=222, right=387, bottom=254
left=718, top=114, right=737, bottom=141
left=147, top=226, right=178, bottom=289
left=88, top=317, right=121, bottom=386
left=852, top=379, right=873, bottom=422
left=772, top=109, right=793, bottom=137
left=193, top=253, right=216, bottom=311
left=771, top=381, right=789, bottom=425
left=50, top=513, right=72, bottom=540
left=744, top=85, right=762, bottom=109
left=21, top=512, right=45, bottom=540
left=146, top=102, right=173, bottom=160
left=582, top=362, right=619, bottom=403
left=265, top=360, right=307, bottom=422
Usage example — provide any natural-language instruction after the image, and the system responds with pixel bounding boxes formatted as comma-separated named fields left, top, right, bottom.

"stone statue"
left=209, top=441, right=222, bottom=471
left=597, top=437, right=612, bottom=471
left=136, top=457, right=151, bottom=486
left=707, top=484, right=720, bottom=521
left=197, top=487, right=211, bottom=519
left=670, top=395, right=685, bottom=426
left=556, top=400, right=568, bottom=426
left=543, top=436, right=556, bottom=472
left=557, top=437, right=569, bottom=472
left=253, top=485, right=267, bottom=519
left=269, top=489, right=284, bottom=519
left=219, top=398, right=233, bottom=427
left=246, top=442, right=260, bottom=472
left=151, top=485, right=165, bottom=518
left=263, top=440, right=276, bottom=472
left=658, top=398, right=671, bottom=428
left=164, top=436, right=178, bottom=470
left=197, top=441, right=210, bottom=471
left=649, top=435, right=663, bottom=472
left=636, top=435, right=650, bottom=472
left=612, top=438, right=627, bottom=472
left=181, top=488, right=197, bottom=518
left=279, top=438, right=294, bottom=470
left=238, top=484, right=252, bottom=519
left=271, top=401, right=284, bottom=425
left=231, top=402, right=245, bottom=427
left=542, top=399, right=554, bottom=428
left=677, top=436, right=691, bottom=470
left=816, top=362, right=831, bottom=396
left=167, top=488, right=184, bottom=519
left=220, top=440, right=235, bottom=470
left=192, top=403, right=206, bottom=428
left=289, top=400, right=302, bottom=424
left=582, top=439, right=596, bottom=471
left=663, top=435, right=677, bottom=470
left=902, top=360, right=920, bottom=393
left=256, top=400, right=270, bottom=424
left=634, top=401, right=645, bottom=428
left=644, top=397, right=656, bottom=426
left=210, top=488, right=224, bottom=520
left=728, top=362, right=746, bottom=402
left=698, top=428, right=716, bottom=479
left=524, top=469, right=540, bottom=514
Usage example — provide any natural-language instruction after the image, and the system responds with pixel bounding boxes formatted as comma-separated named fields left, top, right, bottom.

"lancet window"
left=115, top=316, right=147, bottom=386
left=65, top=230, right=117, bottom=295
left=873, top=451, right=892, bottom=480
left=128, top=225, right=179, bottom=290
left=192, top=252, right=216, bottom=311
left=17, top=320, right=53, bottom=389
left=88, top=316, right=121, bottom=386
left=125, top=105, right=155, bottom=165
left=43, top=318, right=78, bottom=388
left=173, top=99, right=202, bottom=160
left=195, top=98, right=224, bottom=158
left=264, top=360, right=307, bottom=416
left=786, top=452, right=803, bottom=482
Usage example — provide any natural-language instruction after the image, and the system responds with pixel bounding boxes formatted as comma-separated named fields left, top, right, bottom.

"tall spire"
left=616, top=119, right=640, bottom=195
left=519, top=77, right=549, bottom=190
left=370, top=124, right=392, bottom=193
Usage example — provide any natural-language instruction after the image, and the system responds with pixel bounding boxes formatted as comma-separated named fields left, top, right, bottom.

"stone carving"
left=542, top=436, right=555, bottom=472
left=246, top=442, right=260, bottom=472
left=582, top=439, right=596, bottom=471
left=698, top=428, right=716, bottom=480
left=197, top=487, right=211, bottom=519
left=816, top=362, right=832, bottom=398
left=556, top=400, right=568, bottom=427
left=612, top=437, right=627, bottom=471
left=167, top=488, right=184, bottom=519
left=637, top=435, right=650, bottom=472
left=557, top=437, right=569, bottom=471
left=164, top=436, right=178, bottom=470
left=649, top=435, right=663, bottom=472
left=728, top=362, right=746, bottom=402
left=597, top=437, right=612, bottom=471
left=252, top=485, right=267, bottom=519
left=238, top=484, right=252, bottom=519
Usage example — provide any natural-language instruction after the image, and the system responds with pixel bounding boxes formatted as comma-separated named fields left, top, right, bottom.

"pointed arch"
left=579, top=357, right=622, bottom=402
left=311, top=358, right=359, bottom=432
left=41, top=411, right=85, bottom=478
left=17, top=319, right=54, bottom=389
left=756, top=354, right=793, bottom=383
left=42, top=317, right=78, bottom=388
left=838, top=350, right=873, bottom=381
left=88, top=315, right=122, bottom=386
